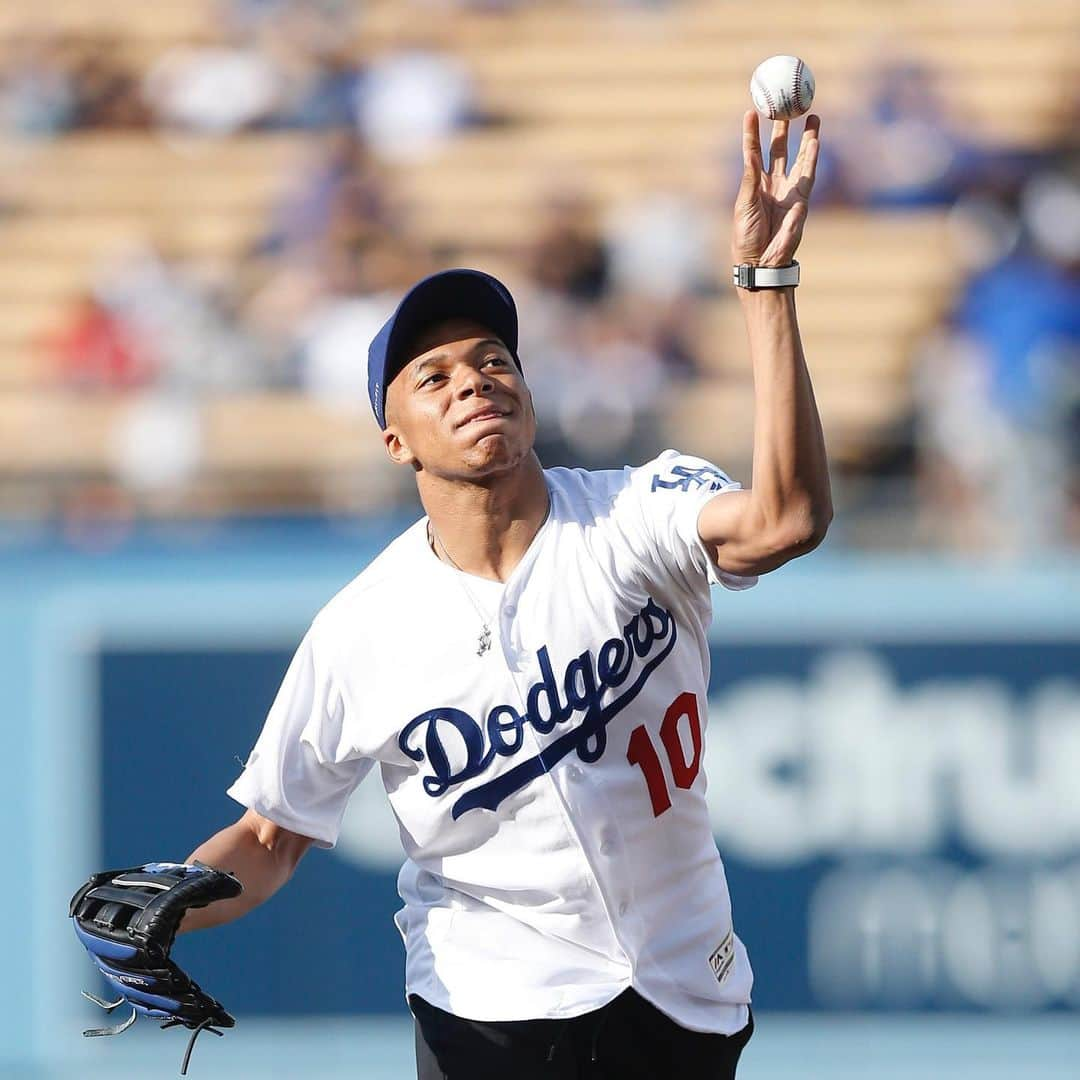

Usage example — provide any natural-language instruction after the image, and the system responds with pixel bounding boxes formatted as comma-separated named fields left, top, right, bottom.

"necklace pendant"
left=477, top=625, right=492, bottom=657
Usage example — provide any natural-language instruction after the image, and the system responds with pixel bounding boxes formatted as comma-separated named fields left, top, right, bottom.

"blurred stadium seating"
left=0, top=0, right=1076, bottom=544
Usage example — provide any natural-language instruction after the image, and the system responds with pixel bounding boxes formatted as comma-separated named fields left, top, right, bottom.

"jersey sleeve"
left=620, top=449, right=759, bottom=595
left=226, top=623, right=373, bottom=849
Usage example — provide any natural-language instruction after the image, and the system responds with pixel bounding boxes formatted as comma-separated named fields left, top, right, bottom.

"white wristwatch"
left=732, top=261, right=800, bottom=290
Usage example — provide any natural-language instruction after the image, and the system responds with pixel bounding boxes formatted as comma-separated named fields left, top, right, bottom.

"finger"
left=741, top=109, right=763, bottom=174
left=737, top=108, right=763, bottom=200
left=793, top=115, right=821, bottom=196
left=795, top=134, right=820, bottom=199
left=790, top=114, right=820, bottom=174
left=769, top=118, right=790, bottom=179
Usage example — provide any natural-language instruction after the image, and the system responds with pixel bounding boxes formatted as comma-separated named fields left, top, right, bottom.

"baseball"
left=750, top=55, right=815, bottom=120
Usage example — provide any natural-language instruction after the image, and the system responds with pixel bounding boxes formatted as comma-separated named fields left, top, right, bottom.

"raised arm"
left=698, top=110, right=832, bottom=577
left=179, top=808, right=315, bottom=932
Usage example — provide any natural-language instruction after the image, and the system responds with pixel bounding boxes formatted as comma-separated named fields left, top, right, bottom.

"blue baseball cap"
left=368, top=268, right=521, bottom=428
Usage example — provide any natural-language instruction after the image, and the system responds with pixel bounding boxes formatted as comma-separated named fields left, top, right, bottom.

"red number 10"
left=626, top=691, right=703, bottom=817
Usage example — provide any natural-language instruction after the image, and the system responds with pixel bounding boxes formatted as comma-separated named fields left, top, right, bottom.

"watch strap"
left=732, top=261, right=800, bottom=289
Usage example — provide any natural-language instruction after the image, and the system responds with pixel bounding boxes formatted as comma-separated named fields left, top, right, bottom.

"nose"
left=454, top=365, right=494, bottom=400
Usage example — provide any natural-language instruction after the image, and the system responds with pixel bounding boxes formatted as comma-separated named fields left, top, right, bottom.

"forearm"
left=179, top=812, right=310, bottom=933
left=740, top=287, right=831, bottom=545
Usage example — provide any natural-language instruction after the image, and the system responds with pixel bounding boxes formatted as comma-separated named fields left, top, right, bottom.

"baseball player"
left=72, top=112, right=827, bottom=1079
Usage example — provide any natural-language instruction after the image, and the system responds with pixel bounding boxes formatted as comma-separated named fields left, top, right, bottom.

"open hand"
left=731, top=110, right=820, bottom=268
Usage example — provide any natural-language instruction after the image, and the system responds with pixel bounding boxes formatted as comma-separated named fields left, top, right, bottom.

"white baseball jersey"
left=228, top=448, right=756, bottom=1033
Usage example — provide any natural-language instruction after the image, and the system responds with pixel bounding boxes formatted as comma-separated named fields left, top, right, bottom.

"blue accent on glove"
left=139, top=862, right=200, bottom=876
left=71, top=918, right=139, bottom=960
left=86, top=954, right=184, bottom=1012
left=95, top=974, right=182, bottom=1015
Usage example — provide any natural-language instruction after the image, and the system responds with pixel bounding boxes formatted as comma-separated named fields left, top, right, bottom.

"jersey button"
left=618, top=901, right=630, bottom=916
left=599, top=830, right=618, bottom=855
left=504, top=604, right=517, bottom=618
left=567, top=765, right=584, bottom=782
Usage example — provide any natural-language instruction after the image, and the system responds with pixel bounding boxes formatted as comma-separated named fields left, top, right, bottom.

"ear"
left=383, top=426, right=416, bottom=467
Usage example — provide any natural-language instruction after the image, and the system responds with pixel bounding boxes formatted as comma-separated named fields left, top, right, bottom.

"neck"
left=420, top=453, right=549, bottom=582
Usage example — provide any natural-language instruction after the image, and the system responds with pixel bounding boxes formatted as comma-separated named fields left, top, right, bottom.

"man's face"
left=382, top=318, right=536, bottom=480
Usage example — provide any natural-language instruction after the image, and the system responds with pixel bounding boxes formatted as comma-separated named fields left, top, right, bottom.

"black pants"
left=411, top=990, right=753, bottom=1080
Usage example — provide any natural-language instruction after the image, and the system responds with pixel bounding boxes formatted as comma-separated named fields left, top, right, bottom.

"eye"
left=419, top=371, right=447, bottom=388
left=482, top=355, right=509, bottom=368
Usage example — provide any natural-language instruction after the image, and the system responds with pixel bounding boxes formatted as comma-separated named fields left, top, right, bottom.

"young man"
left=179, top=111, right=826, bottom=1079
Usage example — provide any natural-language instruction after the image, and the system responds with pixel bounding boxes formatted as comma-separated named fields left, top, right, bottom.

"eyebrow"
left=410, top=356, right=444, bottom=376
left=409, top=339, right=508, bottom=378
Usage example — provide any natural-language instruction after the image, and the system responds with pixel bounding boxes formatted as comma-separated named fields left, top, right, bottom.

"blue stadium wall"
left=4, top=518, right=1079, bottom=1066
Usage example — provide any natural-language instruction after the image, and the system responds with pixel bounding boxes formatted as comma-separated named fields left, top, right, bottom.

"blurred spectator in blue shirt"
left=956, top=172, right=1080, bottom=425
left=258, top=128, right=396, bottom=257
left=839, top=58, right=982, bottom=209
left=257, top=3, right=361, bottom=129
left=915, top=164, right=1080, bottom=551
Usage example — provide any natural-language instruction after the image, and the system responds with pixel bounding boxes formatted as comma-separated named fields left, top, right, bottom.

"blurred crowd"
left=1, top=0, right=1078, bottom=552
left=0, top=4, right=488, bottom=143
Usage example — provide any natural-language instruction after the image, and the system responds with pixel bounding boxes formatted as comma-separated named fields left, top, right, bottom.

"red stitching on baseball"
left=753, top=75, right=777, bottom=119
left=793, top=60, right=804, bottom=114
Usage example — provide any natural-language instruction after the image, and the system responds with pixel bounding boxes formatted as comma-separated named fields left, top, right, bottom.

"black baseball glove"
left=70, top=861, right=243, bottom=1075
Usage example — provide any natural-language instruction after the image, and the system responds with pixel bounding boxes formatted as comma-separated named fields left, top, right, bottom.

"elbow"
left=802, top=501, right=833, bottom=551
left=774, top=500, right=833, bottom=559
left=713, top=497, right=833, bottom=577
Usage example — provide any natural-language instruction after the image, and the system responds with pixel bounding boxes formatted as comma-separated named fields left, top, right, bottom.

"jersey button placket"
left=498, top=588, right=522, bottom=667
left=498, top=587, right=524, bottom=660
left=500, top=640, right=620, bottom=954
left=495, top=568, right=635, bottom=964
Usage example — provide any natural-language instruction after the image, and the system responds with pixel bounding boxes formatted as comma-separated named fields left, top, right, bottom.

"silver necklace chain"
left=427, top=521, right=495, bottom=657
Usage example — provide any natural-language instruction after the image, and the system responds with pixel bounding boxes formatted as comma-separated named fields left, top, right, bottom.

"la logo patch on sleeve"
left=650, top=464, right=731, bottom=494
left=708, top=930, right=735, bottom=986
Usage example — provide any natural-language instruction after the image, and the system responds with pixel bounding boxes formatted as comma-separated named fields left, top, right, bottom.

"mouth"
left=457, top=406, right=510, bottom=429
